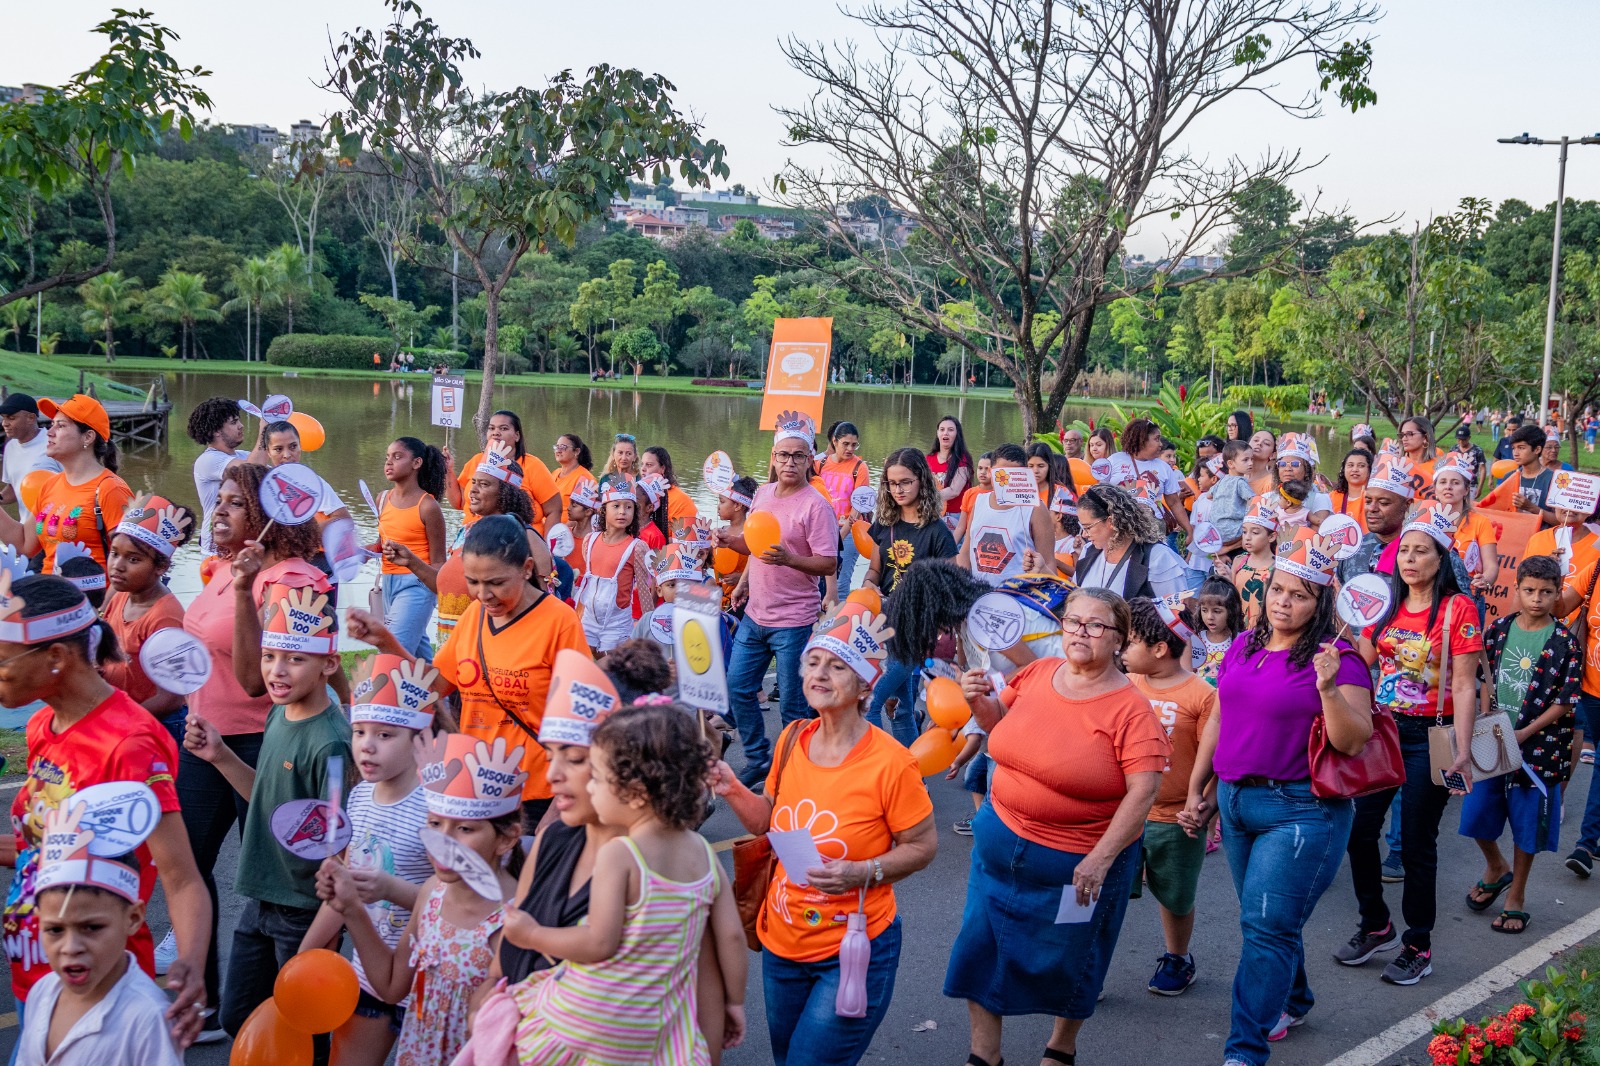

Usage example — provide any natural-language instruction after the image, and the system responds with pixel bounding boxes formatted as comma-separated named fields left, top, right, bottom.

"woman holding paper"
left=1182, top=544, right=1373, bottom=1064
left=712, top=609, right=937, bottom=1066
left=948, top=586, right=1167, bottom=1066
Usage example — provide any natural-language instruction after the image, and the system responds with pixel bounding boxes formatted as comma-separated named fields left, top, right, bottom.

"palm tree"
left=78, top=272, right=142, bottom=364
left=0, top=301, right=31, bottom=352
left=223, top=256, right=281, bottom=362
left=149, top=270, right=222, bottom=362
left=265, top=244, right=314, bottom=335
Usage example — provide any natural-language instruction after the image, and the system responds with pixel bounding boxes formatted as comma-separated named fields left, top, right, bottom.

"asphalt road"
left=3, top=725, right=1600, bottom=1066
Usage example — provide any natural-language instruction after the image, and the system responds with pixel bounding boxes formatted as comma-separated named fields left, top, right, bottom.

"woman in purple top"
left=1183, top=547, right=1374, bottom=1066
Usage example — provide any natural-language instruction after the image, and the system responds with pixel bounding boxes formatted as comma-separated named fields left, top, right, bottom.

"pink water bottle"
left=835, top=889, right=870, bottom=1018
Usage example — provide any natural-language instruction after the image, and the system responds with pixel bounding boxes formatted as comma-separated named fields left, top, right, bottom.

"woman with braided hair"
left=1074, top=484, right=1188, bottom=601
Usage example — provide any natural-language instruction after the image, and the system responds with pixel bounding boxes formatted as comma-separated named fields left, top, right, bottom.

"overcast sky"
left=12, top=1, right=1600, bottom=254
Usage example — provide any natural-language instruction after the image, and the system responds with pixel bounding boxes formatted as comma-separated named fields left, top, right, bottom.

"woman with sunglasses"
left=551, top=433, right=597, bottom=524
left=949, top=587, right=1168, bottom=1066
left=443, top=409, right=562, bottom=534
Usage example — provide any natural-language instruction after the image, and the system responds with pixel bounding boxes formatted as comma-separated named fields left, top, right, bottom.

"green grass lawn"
left=0, top=352, right=148, bottom=401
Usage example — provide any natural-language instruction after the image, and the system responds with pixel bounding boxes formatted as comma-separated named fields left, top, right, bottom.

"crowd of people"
left=0, top=384, right=1596, bottom=1066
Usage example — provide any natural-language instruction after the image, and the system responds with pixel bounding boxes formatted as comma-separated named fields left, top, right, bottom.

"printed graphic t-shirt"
left=1365, top=593, right=1483, bottom=716
left=760, top=721, right=932, bottom=963
left=1129, top=672, right=1218, bottom=823
left=867, top=519, right=957, bottom=595
left=432, top=595, right=593, bottom=800
left=6, top=691, right=181, bottom=999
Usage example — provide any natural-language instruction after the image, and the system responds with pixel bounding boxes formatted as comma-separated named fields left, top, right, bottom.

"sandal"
left=1492, top=910, right=1531, bottom=934
left=966, top=1057, right=1003, bottom=1066
left=1466, top=872, right=1513, bottom=912
left=1042, top=1051, right=1076, bottom=1065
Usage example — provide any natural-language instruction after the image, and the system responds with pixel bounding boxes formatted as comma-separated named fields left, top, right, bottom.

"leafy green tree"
left=265, top=244, right=321, bottom=334
left=740, top=276, right=785, bottom=372
left=551, top=333, right=583, bottom=374
left=358, top=293, right=440, bottom=350
left=222, top=257, right=282, bottom=362
left=148, top=270, right=221, bottom=361
left=500, top=256, right=585, bottom=372
left=0, top=11, right=212, bottom=306
left=0, top=301, right=30, bottom=352
left=632, top=259, right=682, bottom=371
left=570, top=279, right=610, bottom=375
left=325, top=0, right=726, bottom=435
left=77, top=272, right=143, bottom=363
left=610, top=326, right=661, bottom=375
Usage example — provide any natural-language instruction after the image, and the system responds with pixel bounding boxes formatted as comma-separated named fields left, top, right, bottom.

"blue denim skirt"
left=943, top=802, right=1140, bottom=1018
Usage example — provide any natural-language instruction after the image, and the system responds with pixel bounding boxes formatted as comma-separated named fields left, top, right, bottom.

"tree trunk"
left=474, top=285, right=501, bottom=444
left=388, top=258, right=399, bottom=301
left=286, top=298, right=294, bottom=335
left=104, top=321, right=114, bottom=364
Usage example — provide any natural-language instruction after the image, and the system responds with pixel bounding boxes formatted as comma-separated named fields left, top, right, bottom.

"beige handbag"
left=1426, top=599, right=1520, bottom=786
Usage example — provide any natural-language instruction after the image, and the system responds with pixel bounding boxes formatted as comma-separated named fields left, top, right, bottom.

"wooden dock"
left=0, top=374, right=173, bottom=452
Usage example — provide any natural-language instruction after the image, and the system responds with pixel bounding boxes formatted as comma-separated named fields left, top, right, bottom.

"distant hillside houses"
left=608, top=190, right=918, bottom=245
left=1121, top=253, right=1226, bottom=274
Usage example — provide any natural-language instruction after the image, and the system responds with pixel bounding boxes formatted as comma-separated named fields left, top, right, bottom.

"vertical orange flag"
left=759, top=318, right=833, bottom=432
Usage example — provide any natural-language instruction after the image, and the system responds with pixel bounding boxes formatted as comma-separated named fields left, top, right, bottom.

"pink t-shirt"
left=746, top=481, right=839, bottom=629
left=183, top=558, right=327, bottom=735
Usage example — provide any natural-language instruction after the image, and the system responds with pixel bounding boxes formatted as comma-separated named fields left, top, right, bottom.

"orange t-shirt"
left=1129, top=672, right=1217, bottom=823
left=1249, top=473, right=1275, bottom=496
left=551, top=466, right=598, bottom=524
left=459, top=452, right=561, bottom=533
left=959, top=486, right=984, bottom=514
left=1532, top=527, right=1600, bottom=625
left=1327, top=491, right=1369, bottom=530
left=378, top=491, right=434, bottom=575
left=431, top=594, right=592, bottom=800
left=989, top=659, right=1170, bottom=852
left=1566, top=559, right=1600, bottom=697
left=32, top=469, right=133, bottom=571
left=101, top=591, right=187, bottom=706
left=759, top=720, right=933, bottom=962
left=665, top=485, right=698, bottom=533
left=1453, top=510, right=1498, bottom=580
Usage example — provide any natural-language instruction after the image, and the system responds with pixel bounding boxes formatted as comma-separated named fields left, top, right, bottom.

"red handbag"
left=1308, top=703, right=1405, bottom=799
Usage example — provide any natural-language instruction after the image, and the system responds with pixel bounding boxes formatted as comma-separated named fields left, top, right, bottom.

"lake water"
left=102, top=370, right=1361, bottom=642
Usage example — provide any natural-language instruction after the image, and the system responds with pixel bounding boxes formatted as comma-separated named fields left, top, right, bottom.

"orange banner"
left=759, top=318, right=833, bottom=433
left=1479, top=509, right=1542, bottom=625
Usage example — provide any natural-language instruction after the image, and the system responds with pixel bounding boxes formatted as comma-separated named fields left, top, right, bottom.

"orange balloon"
left=713, top=546, right=742, bottom=576
left=17, top=468, right=51, bottom=515
left=845, top=586, right=882, bottom=614
left=925, top=676, right=972, bottom=731
left=1068, top=457, right=1096, bottom=487
left=1490, top=458, right=1518, bottom=481
left=909, top=727, right=961, bottom=777
left=851, top=519, right=874, bottom=557
left=230, top=998, right=312, bottom=1066
left=744, top=511, right=781, bottom=557
left=272, top=948, right=359, bottom=1035
left=287, top=411, right=326, bottom=452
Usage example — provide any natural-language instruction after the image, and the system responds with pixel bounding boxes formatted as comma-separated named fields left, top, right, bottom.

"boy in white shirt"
left=17, top=796, right=181, bottom=1066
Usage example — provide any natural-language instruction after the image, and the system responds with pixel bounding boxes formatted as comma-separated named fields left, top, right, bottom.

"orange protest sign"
left=759, top=318, right=833, bottom=433
left=1479, top=509, right=1542, bottom=625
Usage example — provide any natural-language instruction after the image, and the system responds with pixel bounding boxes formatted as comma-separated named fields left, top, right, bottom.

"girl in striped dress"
left=507, top=703, right=748, bottom=1066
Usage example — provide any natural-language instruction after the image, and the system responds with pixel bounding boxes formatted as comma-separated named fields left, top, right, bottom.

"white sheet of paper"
left=1055, top=885, right=1098, bottom=924
left=767, top=828, right=825, bottom=887
left=1524, top=763, right=1550, bottom=797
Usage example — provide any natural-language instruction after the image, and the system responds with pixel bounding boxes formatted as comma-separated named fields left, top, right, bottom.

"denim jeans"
left=1347, top=715, right=1453, bottom=950
left=763, top=917, right=902, bottom=1066
left=178, top=732, right=263, bottom=1012
left=1385, top=791, right=1403, bottom=857
left=222, top=898, right=330, bottom=1063
left=837, top=533, right=861, bottom=597
left=381, top=572, right=435, bottom=659
left=865, top=657, right=920, bottom=747
left=1573, top=694, right=1600, bottom=852
left=726, top=615, right=814, bottom=775
left=1220, top=780, right=1354, bottom=1066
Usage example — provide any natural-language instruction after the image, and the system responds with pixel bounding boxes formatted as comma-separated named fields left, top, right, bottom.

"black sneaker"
left=952, top=816, right=974, bottom=836
left=1148, top=952, right=1197, bottom=996
left=1566, top=848, right=1593, bottom=879
left=736, top=762, right=771, bottom=791
left=1333, top=924, right=1398, bottom=966
left=1381, top=945, right=1432, bottom=985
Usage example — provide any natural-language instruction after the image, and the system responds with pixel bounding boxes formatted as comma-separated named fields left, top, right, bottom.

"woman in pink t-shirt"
left=178, top=462, right=330, bottom=1038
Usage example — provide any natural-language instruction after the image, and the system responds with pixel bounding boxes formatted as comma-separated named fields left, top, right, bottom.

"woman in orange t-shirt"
left=640, top=445, right=699, bottom=535
left=349, top=514, right=592, bottom=833
left=949, top=586, right=1168, bottom=1066
left=0, top=394, right=132, bottom=574
left=1328, top=448, right=1373, bottom=531
left=444, top=409, right=561, bottom=532
left=713, top=609, right=936, bottom=1063
left=551, top=433, right=598, bottom=523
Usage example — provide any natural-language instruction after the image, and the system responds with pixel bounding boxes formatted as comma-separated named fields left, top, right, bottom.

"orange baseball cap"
left=38, top=395, right=111, bottom=443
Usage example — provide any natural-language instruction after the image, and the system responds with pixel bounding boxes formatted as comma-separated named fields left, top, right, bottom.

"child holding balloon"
left=299, top=655, right=445, bottom=1066
left=318, top=732, right=524, bottom=1066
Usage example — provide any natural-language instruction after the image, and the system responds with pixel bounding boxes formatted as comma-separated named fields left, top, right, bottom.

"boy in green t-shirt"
left=184, top=580, right=352, bottom=1037
left=1460, top=555, right=1582, bottom=933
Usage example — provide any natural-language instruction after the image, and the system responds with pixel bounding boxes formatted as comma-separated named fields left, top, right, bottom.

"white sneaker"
left=153, top=929, right=177, bottom=976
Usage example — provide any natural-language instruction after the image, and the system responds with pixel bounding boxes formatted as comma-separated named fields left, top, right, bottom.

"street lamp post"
left=1498, top=132, right=1600, bottom=424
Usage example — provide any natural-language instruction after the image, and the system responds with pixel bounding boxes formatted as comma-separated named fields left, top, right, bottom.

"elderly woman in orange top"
left=714, top=607, right=937, bottom=1066
left=0, top=394, right=133, bottom=574
left=949, top=586, right=1169, bottom=1066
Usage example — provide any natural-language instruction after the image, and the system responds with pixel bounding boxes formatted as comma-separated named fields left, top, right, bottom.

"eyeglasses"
left=773, top=451, right=811, bottom=465
left=553, top=441, right=572, bottom=452
left=885, top=478, right=916, bottom=491
left=614, top=433, right=636, bottom=443
left=1080, top=517, right=1107, bottom=536
left=1062, top=618, right=1121, bottom=638
left=0, top=644, right=46, bottom=674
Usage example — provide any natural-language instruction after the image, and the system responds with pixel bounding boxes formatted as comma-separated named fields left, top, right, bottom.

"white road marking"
left=1325, top=901, right=1600, bottom=1065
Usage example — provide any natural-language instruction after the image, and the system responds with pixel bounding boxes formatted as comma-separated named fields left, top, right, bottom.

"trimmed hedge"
left=266, top=334, right=394, bottom=369
left=400, top=347, right=470, bottom=370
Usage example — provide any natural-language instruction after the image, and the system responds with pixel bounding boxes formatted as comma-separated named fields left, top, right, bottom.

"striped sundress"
left=513, top=836, right=718, bottom=1066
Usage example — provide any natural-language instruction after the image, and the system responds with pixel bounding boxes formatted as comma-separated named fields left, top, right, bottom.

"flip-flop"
left=1466, top=872, right=1513, bottom=912
left=1492, top=910, right=1531, bottom=934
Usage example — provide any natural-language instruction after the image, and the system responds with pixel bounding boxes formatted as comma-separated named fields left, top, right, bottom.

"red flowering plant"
left=1428, top=970, right=1592, bottom=1065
